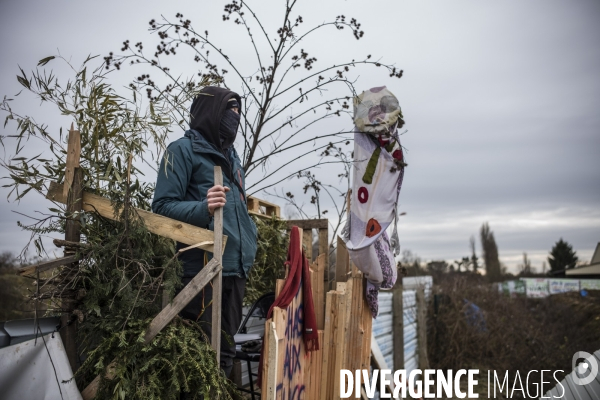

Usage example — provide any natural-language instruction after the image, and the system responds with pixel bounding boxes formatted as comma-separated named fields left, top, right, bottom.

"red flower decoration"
left=366, top=218, right=382, bottom=238
left=358, top=187, right=369, bottom=203
left=392, top=149, right=403, bottom=161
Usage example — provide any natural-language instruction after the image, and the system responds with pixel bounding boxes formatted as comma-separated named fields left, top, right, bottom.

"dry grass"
left=428, top=274, right=600, bottom=397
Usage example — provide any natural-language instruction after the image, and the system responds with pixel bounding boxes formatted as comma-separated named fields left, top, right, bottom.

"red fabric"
left=257, top=226, right=319, bottom=382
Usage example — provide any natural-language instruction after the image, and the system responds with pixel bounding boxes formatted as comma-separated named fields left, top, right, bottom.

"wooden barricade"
left=38, top=127, right=228, bottom=399
left=261, top=227, right=372, bottom=400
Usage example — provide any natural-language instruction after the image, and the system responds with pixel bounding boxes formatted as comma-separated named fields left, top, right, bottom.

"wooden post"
left=62, top=124, right=82, bottom=372
left=335, top=237, right=349, bottom=287
left=229, top=359, right=242, bottom=389
left=393, top=281, right=404, bottom=371
left=211, top=166, right=224, bottom=363
left=303, top=229, right=313, bottom=262
left=416, top=287, right=430, bottom=370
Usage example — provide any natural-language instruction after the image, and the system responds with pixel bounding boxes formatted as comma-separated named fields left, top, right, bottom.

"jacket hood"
left=189, top=86, right=242, bottom=152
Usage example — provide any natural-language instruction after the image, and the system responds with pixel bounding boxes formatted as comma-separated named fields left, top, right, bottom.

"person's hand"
left=207, top=185, right=230, bottom=215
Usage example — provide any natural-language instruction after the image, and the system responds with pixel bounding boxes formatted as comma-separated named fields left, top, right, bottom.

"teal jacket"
left=152, top=130, right=257, bottom=278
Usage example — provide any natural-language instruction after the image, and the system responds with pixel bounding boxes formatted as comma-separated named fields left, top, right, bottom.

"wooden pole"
left=211, top=166, right=224, bottom=363
left=392, top=280, right=404, bottom=371
left=416, top=287, right=430, bottom=369
left=62, top=124, right=82, bottom=372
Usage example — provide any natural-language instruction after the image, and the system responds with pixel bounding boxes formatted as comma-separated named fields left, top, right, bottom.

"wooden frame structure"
left=20, top=126, right=228, bottom=399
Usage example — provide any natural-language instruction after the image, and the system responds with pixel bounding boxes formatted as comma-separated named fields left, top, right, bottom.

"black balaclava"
left=189, top=86, right=242, bottom=154
left=219, top=99, right=240, bottom=149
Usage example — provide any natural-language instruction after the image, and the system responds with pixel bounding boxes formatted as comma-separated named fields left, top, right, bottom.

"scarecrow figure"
left=343, top=86, right=406, bottom=317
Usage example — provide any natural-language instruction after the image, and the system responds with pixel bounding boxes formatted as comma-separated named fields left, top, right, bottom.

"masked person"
left=152, top=86, right=258, bottom=379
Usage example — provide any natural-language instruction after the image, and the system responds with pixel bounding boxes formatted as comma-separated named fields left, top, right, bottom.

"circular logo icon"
left=572, top=351, right=598, bottom=386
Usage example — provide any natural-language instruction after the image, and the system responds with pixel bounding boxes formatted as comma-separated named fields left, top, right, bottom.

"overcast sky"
left=1, top=0, right=599, bottom=273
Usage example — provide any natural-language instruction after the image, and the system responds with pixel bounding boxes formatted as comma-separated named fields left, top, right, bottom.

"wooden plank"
left=303, top=229, right=313, bottom=262
left=318, top=228, right=328, bottom=270
left=62, top=125, right=81, bottom=198
left=275, top=279, right=285, bottom=298
left=211, top=166, right=224, bottom=363
left=47, top=181, right=226, bottom=253
left=144, top=258, right=221, bottom=343
left=312, top=254, right=326, bottom=330
left=305, top=330, right=324, bottom=400
left=247, top=195, right=279, bottom=210
left=266, top=321, right=278, bottom=400
left=273, top=307, right=286, bottom=400
left=349, top=271, right=365, bottom=373
left=247, top=196, right=260, bottom=213
left=83, top=258, right=223, bottom=399
left=336, top=236, right=349, bottom=284
left=62, top=166, right=83, bottom=372
left=361, top=278, right=372, bottom=372
left=416, top=287, right=430, bottom=369
left=340, top=278, right=353, bottom=371
left=18, top=255, right=78, bottom=276
left=332, top=290, right=347, bottom=400
left=64, top=168, right=83, bottom=246
left=261, top=318, right=272, bottom=396
left=247, top=195, right=280, bottom=217
left=285, top=219, right=328, bottom=230
left=393, top=281, right=404, bottom=371
left=266, top=205, right=280, bottom=218
left=320, top=291, right=336, bottom=400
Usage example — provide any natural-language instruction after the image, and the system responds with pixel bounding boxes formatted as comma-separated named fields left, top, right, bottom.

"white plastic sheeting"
left=372, top=276, right=431, bottom=376
left=373, top=292, right=394, bottom=369
left=0, top=332, right=82, bottom=400
left=371, top=284, right=421, bottom=400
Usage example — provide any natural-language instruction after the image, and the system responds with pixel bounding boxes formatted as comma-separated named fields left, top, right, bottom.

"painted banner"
left=502, top=280, right=526, bottom=297
left=548, top=279, right=580, bottom=294
left=580, top=279, right=600, bottom=291
left=522, top=278, right=549, bottom=298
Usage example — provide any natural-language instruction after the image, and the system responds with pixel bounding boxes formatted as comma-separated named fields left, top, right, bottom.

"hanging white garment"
left=342, top=86, right=406, bottom=317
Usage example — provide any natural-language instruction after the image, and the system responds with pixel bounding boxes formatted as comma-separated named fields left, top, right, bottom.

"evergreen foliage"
left=80, top=318, right=236, bottom=400
left=548, top=238, right=578, bottom=273
left=244, top=215, right=289, bottom=306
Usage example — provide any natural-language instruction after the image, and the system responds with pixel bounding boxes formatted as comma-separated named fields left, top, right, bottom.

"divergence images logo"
left=572, top=351, right=599, bottom=386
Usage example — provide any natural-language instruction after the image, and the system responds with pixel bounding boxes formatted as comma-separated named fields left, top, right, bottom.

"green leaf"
left=37, top=56, right=56, bottom=66
left=17, top=75, right=30, bottom=90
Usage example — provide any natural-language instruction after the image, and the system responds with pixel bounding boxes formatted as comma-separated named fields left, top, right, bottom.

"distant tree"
left=427, top=260, right=449, bottom=282
left=518, top=252, right=534, bottom=276
left=454, top=256, right=470, bottom=273
left=427, top=261, right=449, bottom=274
left=470, top=236, right=479, bottom=274
left=548, top=239, right=578, bottom=273
left=542, top=261, right=547, bottom=274
left=401, top=249, right=425, bottom=276
left=480, top=222, right=502, bottom=281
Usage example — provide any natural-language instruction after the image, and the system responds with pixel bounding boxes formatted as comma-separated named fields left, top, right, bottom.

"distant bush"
left=0, top=252, right=38, bottom=321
